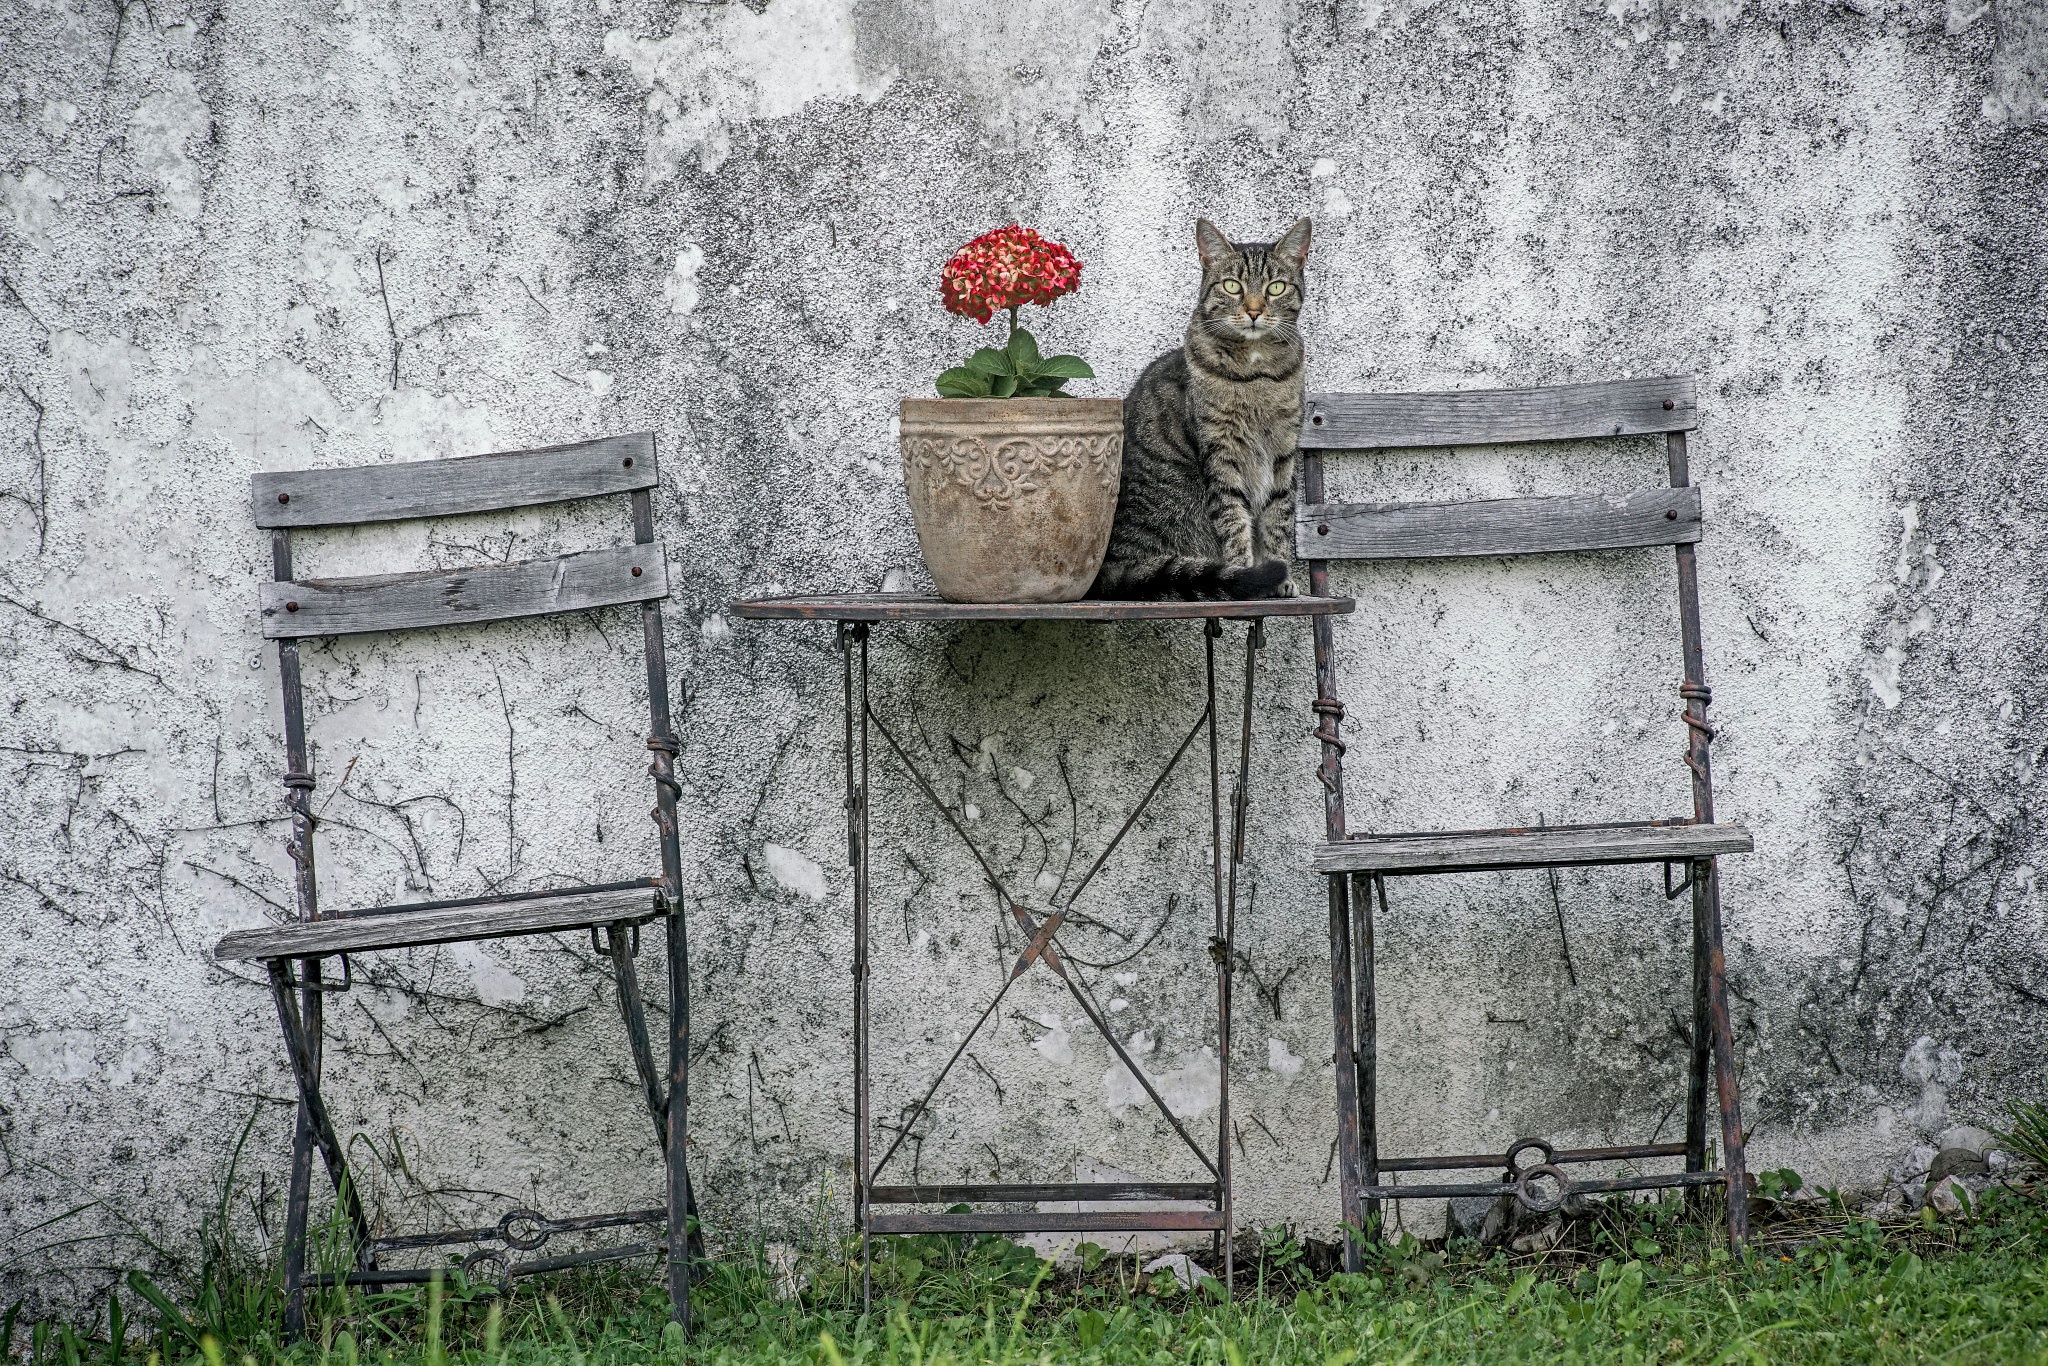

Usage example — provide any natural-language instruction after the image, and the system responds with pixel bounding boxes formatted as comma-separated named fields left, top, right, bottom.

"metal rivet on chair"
left=278, top=492, right=290, bottom=504
left=1666, top=509, right=1678, bottom=520
left=1312, top=414, right=1325, bottom=426
left=285, top=601, right=299, bottom=611
left=1318, top=524, right=1330, bottom=535
left=623, top=457, right=634, bottom=467
left=632, top=566, right=643, bottom=576
left=1663, top=399, right=1675, bottom=411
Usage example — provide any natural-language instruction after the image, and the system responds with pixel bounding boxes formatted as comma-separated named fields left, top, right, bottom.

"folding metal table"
left=732, top=593, right=1353, bottom=1303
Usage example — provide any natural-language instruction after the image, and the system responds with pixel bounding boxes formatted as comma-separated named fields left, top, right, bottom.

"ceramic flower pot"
left=899, top=398, right=1123, bottom=603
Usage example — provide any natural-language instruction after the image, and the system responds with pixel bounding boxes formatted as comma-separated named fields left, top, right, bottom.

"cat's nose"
left=1244, top=299, right=1265, bottom=318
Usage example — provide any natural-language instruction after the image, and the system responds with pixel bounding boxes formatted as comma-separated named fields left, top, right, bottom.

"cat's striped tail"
left=1087, top=556, right=1290, bottom=601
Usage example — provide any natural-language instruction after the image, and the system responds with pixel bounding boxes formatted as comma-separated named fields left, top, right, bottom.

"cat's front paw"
left=1271, top=573, right=1299, bottom=598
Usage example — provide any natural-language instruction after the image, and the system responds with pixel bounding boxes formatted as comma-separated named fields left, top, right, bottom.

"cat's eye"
left=1220, top=280, right=1243, bottom=295
left=1266, top=281, right=1289, bottom=297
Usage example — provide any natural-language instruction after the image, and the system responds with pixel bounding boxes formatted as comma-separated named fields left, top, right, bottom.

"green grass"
left=15, top=1185, right=2048, bottom=1365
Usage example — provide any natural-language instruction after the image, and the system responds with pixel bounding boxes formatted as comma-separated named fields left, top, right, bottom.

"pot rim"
left=900, top=396, right=1122, bottom=416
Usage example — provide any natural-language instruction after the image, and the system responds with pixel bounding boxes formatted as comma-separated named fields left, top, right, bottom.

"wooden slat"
left=213, top=884, right=664, bottom=961
left=259, top=544, right=667, bottom=638
left=868, top=1183, right=1218, bottom=1204
left=730, top=594, right=1355, bottom=622
left=1298, top=486, right=1701, bottom=561
left=866, top=1211, right=1226, bottom=1235
left=1312, top=821, right=1751, bottom=874
left=253, top=434, right=655, bottom=528
left=1300, top=377, right=1696, bottom=449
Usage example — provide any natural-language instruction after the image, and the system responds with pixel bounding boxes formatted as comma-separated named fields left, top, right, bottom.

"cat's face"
left=1193, top=218, right=1311, bottom=343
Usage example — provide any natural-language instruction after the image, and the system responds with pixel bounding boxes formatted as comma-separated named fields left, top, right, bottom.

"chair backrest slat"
left=1299, top=486, right=1701, bottom=561
left=1300, top=377, right=1695, bottom=450
left=260, top=544, right=668, bottom=638
left=253, top=433, right=655, bottom=528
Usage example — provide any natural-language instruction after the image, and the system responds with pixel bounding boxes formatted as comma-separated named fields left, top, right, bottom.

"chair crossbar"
left=253, top=434, right=655, bottom=528
left=1360, top=1170, right=1726, bottom=1203
left=868, top=1182, right=1219, bottom=1204
left=1380, top=1140, right=1687, bottom=1173
left=867, top=1211, right=1227, bottom=1235
left=1298, top=486, right=1701, bottom=561
left=1300, top=376, right=1696, bottom=450
left=259, top=543, right=668, bottom=639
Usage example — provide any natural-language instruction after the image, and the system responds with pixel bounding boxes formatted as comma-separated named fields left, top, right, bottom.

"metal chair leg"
left=608, top=924, right=669, bottom=1149
left=1698, top=859, right=1749, bottom=1249
left=281, top=1091, right=316, bottom=1337
left=1356, top=874, right=1382, bottom=1240
left=1325, top=871, right=1360, bottom=1270
left=665, top=902, right=693, bottom=1330
left=1685, top=859, right=1712, bottom=1209
left=266, top=961, right=370, bottom=1289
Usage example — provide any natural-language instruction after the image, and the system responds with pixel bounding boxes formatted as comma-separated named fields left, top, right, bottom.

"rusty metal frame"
left=1301, top=424, right=1750, bottom=1265
left=258, top=475, right=701, bottom=1336
left=727, top=601, right=1340, bottom=1309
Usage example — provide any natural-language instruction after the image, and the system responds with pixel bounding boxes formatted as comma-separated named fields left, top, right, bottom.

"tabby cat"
left=1089, top=217, right=1310, bottom=600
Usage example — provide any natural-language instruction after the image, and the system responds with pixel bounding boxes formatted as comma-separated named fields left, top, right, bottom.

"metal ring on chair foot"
left=1515, top=1163, right=1572, bottom=1214
left=460, top=1247, right=513, bottom=1295
left=498, top=1207, right=550, bottom=1252
left=1504, top=1137, right=1556, bottom=1179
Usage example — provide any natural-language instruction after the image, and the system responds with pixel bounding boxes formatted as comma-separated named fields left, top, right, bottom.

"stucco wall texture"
left=4, top=0, right=2046, bottom=1309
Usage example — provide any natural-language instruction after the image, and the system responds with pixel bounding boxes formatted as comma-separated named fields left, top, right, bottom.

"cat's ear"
left=1273, top=218, right=1312, bottom=269
left=1195, top=219, right=1234, bottom=269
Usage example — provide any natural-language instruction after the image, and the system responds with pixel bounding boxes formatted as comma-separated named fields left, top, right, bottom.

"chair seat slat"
left=253, top=433, right=655, bottom=528
left=1312, top=821, right=1751, bottom=874
left=1300, top=377, right=1696, bottom=449
left=260, top=543, right=667, bottom=638
left=1297, top=486, right=1701, bottom=561
left=213, top=883, right=664, bottom=960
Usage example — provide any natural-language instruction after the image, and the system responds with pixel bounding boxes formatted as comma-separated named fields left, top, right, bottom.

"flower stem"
left=1007, top=304, right=1019, bottom=348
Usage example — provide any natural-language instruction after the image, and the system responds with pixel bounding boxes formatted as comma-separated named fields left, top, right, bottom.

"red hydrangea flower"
left=939, top=225, right=1083, bottom=324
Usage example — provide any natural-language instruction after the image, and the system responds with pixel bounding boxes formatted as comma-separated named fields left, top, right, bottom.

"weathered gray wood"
left=1297, top=486, right=1701, bottom=561
left=213, top=884, right=664, bottom=960
left=866, top=1211, right=1226, bottom=1234
left=253, top=434, right=655, bottom=528
left=1312, top=821, right=1751, bottom=874
left=259, top=544, right=668, bottom=638
left=1300, top=377, right=1696, bottom=450
left=731, top=594, right=1354, bottom=622
left=868, top=1183, right=1218, bottom=1204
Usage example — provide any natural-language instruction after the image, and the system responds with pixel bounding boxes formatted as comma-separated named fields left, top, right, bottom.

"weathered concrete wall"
left=3, top=0, right=2045, bottom=1308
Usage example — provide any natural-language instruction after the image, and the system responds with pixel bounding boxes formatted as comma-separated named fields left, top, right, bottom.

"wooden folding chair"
left=1296, top=378, right=1752, bottom=1263
left=212, top=434, right=698, bottom=1333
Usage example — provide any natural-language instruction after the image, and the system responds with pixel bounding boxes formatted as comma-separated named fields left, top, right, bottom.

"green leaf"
left=936, top=367, right=991, bottom=398
left=990, top=373, right=1019, bottom=398
left=1018, top=377, right=1070, bottom=397
left=1006, top=327, right=1041, bottom=372
left=965, top=347, right=1013, bottom=378
left=1035, top=354, right=1094, bottom=379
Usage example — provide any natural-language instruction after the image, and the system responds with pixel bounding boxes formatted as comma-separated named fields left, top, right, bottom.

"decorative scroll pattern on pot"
left=904, top=433, right=1119, bottom=512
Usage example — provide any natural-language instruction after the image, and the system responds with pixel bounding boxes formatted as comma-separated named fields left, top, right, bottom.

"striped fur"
left=1089, top=218, right=1309, bottom=601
